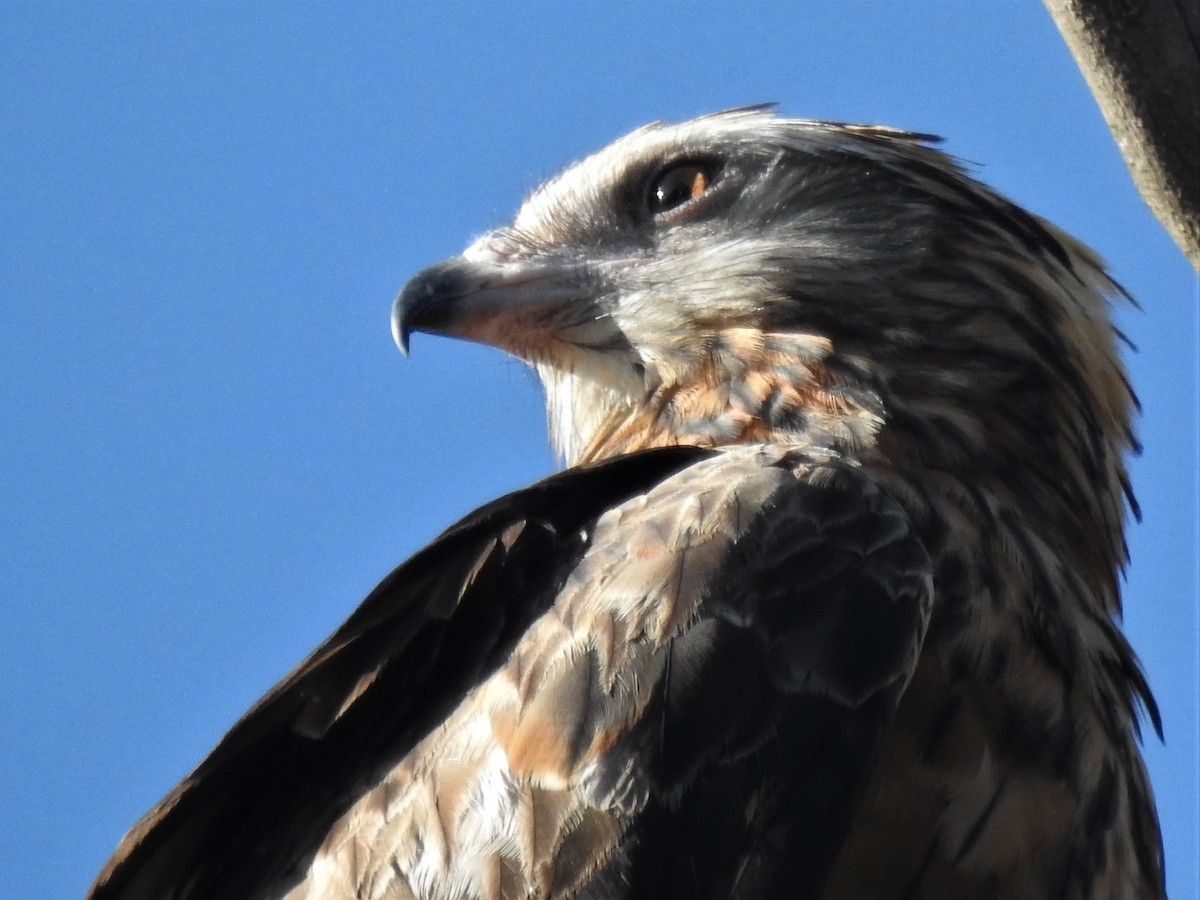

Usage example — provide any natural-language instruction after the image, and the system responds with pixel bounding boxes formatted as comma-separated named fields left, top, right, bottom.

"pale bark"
left=1045, top=0, right=1200, bottom=273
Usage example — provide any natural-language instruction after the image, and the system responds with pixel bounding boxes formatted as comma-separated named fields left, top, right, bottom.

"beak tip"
left=391, top=294, right=412, bottom=357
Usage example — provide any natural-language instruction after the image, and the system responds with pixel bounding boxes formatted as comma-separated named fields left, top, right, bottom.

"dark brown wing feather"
left=611, top=460, right=933, bottom=898
left=268, top=447, right=931, bottom=900
left=87, top=446, right=714, bottom=900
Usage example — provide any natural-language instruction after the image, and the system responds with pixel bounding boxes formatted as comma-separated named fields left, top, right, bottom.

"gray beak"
left=391, top=256, right=593, bottom=358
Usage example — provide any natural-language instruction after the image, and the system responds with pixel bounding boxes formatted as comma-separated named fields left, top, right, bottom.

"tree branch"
left=1044, top=0, right=1200, bottom=273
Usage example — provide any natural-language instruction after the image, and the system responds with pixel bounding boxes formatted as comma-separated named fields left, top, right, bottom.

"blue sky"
left=1, top=4, right=1195, bottom=898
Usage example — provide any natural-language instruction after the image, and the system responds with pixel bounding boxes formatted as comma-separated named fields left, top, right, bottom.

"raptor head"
left=394, top=107, right=1134, bottom=545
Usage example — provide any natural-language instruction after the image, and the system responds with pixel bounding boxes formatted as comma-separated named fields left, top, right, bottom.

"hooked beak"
left=392, top=256, right=598, bottom=358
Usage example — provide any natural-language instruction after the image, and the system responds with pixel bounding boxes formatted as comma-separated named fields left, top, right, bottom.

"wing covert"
left=602, top=448, right=934, bottom=897
left=289, top=445, right=932, bottom=900
left=88, top=447, right=713, bottom=900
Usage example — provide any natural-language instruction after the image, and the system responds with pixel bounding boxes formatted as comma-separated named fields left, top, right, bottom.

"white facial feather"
left=534, top=352, right=644, bottom=465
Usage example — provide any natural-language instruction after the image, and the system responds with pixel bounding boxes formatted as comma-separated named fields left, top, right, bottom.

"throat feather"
left=550, top=333, right=885, bottom=465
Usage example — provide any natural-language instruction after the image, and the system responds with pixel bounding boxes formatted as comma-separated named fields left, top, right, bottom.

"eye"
left=646, top=162, right=714, bottom=216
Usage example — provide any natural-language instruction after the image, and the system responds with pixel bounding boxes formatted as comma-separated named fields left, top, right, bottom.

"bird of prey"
left=89, top=107, right=1164, bottom=900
